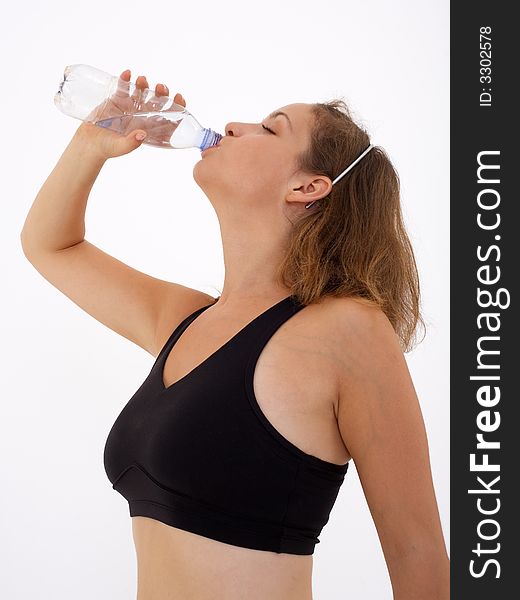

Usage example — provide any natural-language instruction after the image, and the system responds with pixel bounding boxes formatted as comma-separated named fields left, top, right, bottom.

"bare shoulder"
left=318, top=295, right=397, bottom=353
left=324, top=295, right=419, bottom=456
left=320, top=295, right=406, bottom=399
left=291, top=295, right=397, bottom=370
left=323, top=294, right=394, bottom=333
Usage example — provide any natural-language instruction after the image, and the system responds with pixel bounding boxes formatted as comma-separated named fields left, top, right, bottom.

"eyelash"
left=262, top=124, right=275, bottom=134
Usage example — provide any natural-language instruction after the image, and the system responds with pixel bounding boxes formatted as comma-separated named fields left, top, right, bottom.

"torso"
left=132, top=294, right=352, bottom=600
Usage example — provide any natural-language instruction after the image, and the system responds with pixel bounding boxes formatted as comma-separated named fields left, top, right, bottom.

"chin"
left=192, top=159, right=205, bottom=184
left=192, top=162, right=217, bottom=193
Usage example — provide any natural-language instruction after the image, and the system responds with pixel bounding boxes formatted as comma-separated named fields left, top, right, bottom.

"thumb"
left=133, top=130, right=147, bottom=144
left=104, top=128, right=148, bottom=159
left=115, top=129, right=147, bottom=155
left=122, top=130, right=147, bottom=151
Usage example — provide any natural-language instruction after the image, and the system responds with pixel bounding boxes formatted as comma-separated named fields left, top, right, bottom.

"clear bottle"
left=54, top=64, right=223, bottom=151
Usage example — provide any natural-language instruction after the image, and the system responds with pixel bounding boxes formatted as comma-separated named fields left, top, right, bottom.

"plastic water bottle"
left=54, top=64, right=223, bottom=151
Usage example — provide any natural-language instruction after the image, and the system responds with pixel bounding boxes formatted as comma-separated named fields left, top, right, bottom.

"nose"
left=224, top=121, right=260, bottom=137
left=224, top=121, right=256, bottom=136
left=225, top=122, right=237, bottom=136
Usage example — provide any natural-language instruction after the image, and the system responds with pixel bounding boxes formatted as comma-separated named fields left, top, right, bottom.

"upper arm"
left=332, top=301, right=448, bottom=570
left=22, top=239, right=217, bottom=357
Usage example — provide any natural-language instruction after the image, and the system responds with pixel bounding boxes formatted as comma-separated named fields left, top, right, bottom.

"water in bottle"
left=54, top=64, right=223, bottom=151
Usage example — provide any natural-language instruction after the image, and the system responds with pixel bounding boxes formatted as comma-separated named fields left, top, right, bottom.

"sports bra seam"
left=129, top=498, right=306, bottom=542
left=115, top=462, right=292, bottom=530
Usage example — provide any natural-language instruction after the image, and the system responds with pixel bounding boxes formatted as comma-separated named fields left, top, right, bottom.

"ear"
left=285, top=175, right=332, bottom=207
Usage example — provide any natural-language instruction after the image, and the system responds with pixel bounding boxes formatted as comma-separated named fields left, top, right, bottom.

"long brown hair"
left=276, top=99, right=426, bottom=353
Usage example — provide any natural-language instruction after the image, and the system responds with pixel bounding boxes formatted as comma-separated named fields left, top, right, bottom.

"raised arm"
left=21, top=70, right=216, bottom=357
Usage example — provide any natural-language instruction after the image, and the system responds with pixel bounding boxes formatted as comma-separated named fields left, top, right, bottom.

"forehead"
left=271, top=103, right=313, bottom=123
left=269, top=103, right=314, bottom=141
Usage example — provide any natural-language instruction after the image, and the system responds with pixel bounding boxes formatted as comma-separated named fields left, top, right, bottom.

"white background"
left=1, top=1, right=449, bottom=598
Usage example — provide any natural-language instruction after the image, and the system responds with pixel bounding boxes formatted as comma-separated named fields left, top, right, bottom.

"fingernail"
left=136, top=132, right=146, bottom=141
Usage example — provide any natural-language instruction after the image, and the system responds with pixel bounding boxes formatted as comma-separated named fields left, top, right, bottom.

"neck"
left=216, top=216, right=292, bottom=306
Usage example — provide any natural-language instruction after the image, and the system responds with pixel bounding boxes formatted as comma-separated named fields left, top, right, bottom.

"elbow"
left=389, top=547, right=450, bottom=600
left=20, top=229, right=35, bottom=260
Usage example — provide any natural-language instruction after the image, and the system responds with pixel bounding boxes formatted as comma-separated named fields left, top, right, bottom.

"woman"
left=21, top=69, right=450, bottom=599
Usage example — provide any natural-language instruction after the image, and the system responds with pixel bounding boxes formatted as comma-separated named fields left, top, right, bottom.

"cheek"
left=236, top=154, right=288, bottom=189
left=228, top=144, right=289, bottom=177
left=200, top=140, right=293, bottom=192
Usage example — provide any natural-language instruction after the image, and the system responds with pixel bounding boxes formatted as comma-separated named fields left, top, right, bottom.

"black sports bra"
left=103, top=295, right=349, bottom=555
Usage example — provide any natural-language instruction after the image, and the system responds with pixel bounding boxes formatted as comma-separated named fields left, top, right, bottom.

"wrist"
left=70, top=123, right=110, bottom=164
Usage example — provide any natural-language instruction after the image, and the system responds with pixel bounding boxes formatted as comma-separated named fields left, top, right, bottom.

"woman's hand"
left=73, top=69, right=187, bottom=160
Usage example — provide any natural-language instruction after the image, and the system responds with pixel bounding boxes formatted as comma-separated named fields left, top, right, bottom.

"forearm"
left=389, top=551, right=450, bottom=600
left=21, top=131, right=107, bottom=253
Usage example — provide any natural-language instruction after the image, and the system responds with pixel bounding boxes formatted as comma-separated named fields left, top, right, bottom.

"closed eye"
left=262, top=124, right=275, bottom=134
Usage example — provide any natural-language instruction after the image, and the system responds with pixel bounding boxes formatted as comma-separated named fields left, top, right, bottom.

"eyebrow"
left=266, top=111, right=293, bottom=132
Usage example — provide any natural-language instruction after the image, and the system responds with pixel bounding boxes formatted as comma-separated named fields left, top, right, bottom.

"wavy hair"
left=275, top=99, right=426, bottom=353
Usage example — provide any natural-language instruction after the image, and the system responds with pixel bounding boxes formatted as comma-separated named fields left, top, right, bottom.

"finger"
left=174, top=92, right=186, bottom=107
left=163, top=92, right=185, bottom=112
left=136, top=75, right=149, bottom=89
left=132, top=129, right=147, bottom=143
left=131, top=75, right=150, bottom=104
left=145, top=83, right=168, bottom=111
left=146, top=83, right=169, bottom=112
left=155, top=83, right=169, bottom=96
left=147, top=94, right=168, bottom=112
left=114, top=68, right=132, bottom=98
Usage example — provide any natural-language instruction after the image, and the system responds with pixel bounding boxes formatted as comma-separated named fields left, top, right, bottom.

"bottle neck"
left=199, top=128, right=223, bottom=151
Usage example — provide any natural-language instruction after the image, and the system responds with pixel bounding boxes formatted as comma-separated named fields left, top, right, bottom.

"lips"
left=202, top=145, right=220, bottom=155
